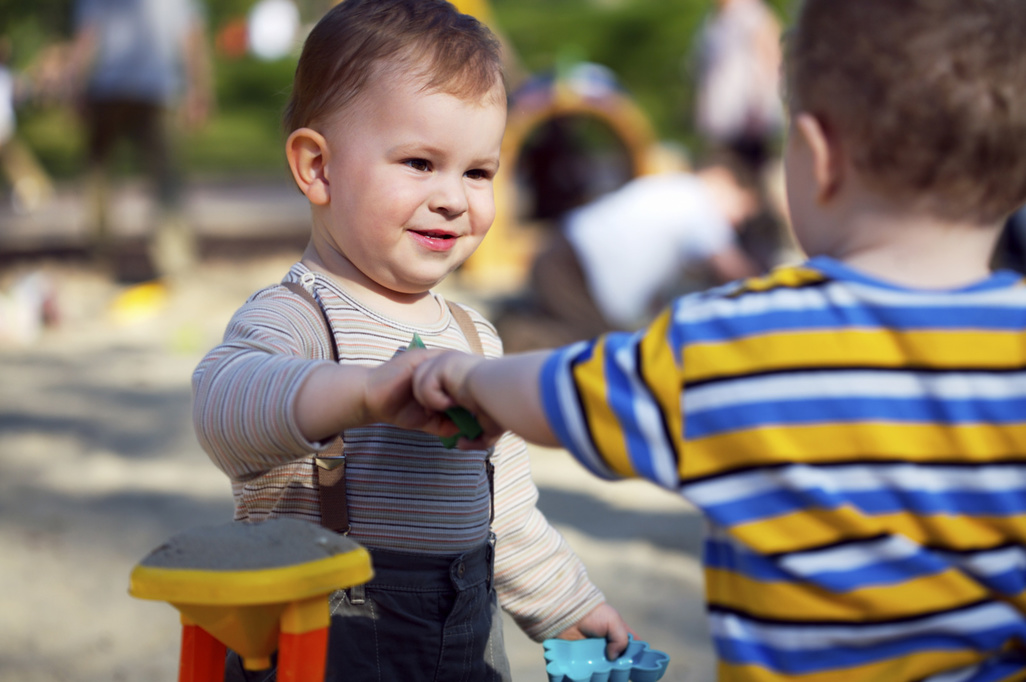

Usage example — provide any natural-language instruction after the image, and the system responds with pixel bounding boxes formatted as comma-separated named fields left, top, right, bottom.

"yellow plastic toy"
left=129, top=519, right=372, bottom=682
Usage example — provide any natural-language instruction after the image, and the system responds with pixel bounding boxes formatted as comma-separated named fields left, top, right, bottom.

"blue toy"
left=543, top=636, right=670, bottom=682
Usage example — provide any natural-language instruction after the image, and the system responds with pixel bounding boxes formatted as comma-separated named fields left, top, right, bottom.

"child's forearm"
left=465, top=352, right=560, bottom=447
left=294, top=363, right=372, bottom=442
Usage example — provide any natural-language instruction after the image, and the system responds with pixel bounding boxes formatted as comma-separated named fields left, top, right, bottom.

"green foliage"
left=5, top=0, right=799, bottom=179
left=15, top=105, right=85, bottom=177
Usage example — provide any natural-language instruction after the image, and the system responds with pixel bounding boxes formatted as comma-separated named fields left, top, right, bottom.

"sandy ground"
left=0, top=253, right=715, bottom=682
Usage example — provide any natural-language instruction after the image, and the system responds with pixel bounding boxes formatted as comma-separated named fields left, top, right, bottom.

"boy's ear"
left=794, top=113, right=844, bottom=203
left=285, top=127, right=331, bottom=206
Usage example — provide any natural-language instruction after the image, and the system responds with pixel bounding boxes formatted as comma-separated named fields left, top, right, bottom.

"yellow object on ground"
left=129, top=519, right=372, bottom=674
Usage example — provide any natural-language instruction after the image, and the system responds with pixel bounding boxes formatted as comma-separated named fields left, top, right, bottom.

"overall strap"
left=445, top=301, right=485, bottom=355
left=446, top=301, right=496, bottom=527
left=282, top=281, right=491, bottom=535
left=281, top=280, right=350, bottom=533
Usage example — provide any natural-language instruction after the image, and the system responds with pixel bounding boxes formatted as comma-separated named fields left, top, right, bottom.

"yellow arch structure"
left=460, top=67, right=664, bottom=292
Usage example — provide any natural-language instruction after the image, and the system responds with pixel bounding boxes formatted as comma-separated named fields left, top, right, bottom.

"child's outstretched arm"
left=296, top=348, right=458, bottom=443
left=413, top=350, right=559, bottom=447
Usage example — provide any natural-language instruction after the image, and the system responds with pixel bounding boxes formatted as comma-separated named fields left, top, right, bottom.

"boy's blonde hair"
left=785, top=0, right=1026, bottom=223
left=284, top=0, right=504, bottom=135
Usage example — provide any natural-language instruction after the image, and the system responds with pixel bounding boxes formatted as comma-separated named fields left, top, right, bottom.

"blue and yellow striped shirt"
left=540, top=257, right=1026, bottom=682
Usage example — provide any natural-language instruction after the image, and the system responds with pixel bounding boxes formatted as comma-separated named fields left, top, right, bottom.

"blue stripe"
left=975, top=567, right=1026, bottom=597
left=702, top=485, right=1026, bottom=526
left=686, top=396, right=1026, bottom=439
left=701, top=481, right=850, bottom=525
left=540, top=344, right=616, bottom=480
left=704, top=538, right=792, bottom=581
left=847, top=489, right=1026, bottom=516
left=714, top=623, right=1026, bottom=674
left=681, top=304, right=1026, bottom=345
left=602, top=332, right=664, bottom=482
left=704, top=538, right=948, bottom=591
left=807, top=256, right=1024, bottom=293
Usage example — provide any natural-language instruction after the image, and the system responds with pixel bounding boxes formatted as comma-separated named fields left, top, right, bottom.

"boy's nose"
left=429, top=176, right=469, bottom=217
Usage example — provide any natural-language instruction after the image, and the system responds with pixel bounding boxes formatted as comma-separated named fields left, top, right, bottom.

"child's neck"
left=301, top=243, right=444, bottom=326
left=817, top=195, right=1003, bottom=290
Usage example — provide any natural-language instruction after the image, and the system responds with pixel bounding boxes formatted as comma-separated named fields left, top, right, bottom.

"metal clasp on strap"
left=316, top=455, right=346, bottom=471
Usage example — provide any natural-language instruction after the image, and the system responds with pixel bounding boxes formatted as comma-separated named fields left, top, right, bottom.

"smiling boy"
left=192, top=0, right=628, bottom=680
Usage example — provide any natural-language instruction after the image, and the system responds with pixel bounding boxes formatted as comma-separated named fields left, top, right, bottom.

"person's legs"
left=131, top=101, right=196, bottom=277
left=84, top=98, right=124, bottom=255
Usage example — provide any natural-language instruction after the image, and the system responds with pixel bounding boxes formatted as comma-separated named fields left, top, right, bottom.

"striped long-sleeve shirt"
left=193, top=262, right=604, bottom=641
left=540, top=256, right=1026, bottom=681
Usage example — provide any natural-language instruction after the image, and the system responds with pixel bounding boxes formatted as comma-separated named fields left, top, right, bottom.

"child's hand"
left=411, top=350, right=504, bottom=447
left=555, top=603, right=634, bottom=660
left=361, top=348, right=462, bottom=438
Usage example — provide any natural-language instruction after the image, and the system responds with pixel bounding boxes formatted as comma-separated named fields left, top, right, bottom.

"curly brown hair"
left=283, top=0, right=504, bottom=135
left=784, top=0, right=1026, bottom=223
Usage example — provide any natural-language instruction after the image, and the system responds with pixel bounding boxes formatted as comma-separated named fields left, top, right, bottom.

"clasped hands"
left=358, top=347, right=633, bottom=659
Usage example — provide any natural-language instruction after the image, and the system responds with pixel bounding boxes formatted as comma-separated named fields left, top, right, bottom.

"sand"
left=0, top=254, right=714, bottom=681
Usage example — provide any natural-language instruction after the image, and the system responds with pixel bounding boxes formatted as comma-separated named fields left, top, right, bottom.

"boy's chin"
left=384, top=273, right=453, bottom=296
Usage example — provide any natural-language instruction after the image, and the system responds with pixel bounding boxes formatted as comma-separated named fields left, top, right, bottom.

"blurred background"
left=2, top=0, right=791, bottom=183
left=0, top=0, right=802, bottom=680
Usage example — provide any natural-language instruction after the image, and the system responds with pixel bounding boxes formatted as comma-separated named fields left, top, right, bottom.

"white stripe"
left=708, top=601, right=1020, bottom=650
left=938, top=545, right=1026, bottom=581
left=685, top=463, right=1026, bottom=507
left=614, top=339, right=678, bottom=488
left=778, top=535, right=921, bottom=575
left=677, top=278, right=1026, bottom=326
left=678, top=285, right=833, bottom=324
left=704, top=523, right=924, bottom=577
left=685, top=370, right=1026, bottom=414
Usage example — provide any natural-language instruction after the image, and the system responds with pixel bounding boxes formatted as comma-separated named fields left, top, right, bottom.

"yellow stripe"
left=686, top=422, right=1026, bottom=480
left=868, top=511, right=1026, bottom=552
left=727, top=265, right=828, bottom=296
left=684, top=329, right=1026, bottom=384
left=706, top=566, right=988, bottom=622
left=729, top=506, right=1026, bottom=556
left=729, top=505, right=889, bottom=555
left=573, top=336, right=634, bottom=477
left=639, top=309, right=686, bottom=479
left=718, top=650, right=984, bottom=682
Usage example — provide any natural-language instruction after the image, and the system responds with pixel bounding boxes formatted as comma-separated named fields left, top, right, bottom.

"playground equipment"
left=129, top=519, right=372, bottom=682
left=461, top=61, right=665, bottom=293
left=448, top=0, right=669, bottom=293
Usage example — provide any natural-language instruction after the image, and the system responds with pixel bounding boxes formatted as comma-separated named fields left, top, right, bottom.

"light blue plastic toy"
left=543, top=636, right=670, bottom=682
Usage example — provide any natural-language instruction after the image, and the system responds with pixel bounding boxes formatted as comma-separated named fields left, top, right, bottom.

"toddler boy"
left=413, top=1, right=1026, bottom=680
left=193, top=0, right=628, bottom=679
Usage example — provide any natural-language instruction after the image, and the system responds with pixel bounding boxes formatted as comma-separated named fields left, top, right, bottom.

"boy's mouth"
left=409, top=229, right=459, bottom=252
left=412, top=229, right=455, bottom=240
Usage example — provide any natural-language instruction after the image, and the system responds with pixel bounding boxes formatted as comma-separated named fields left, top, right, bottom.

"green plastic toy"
left=409, top=334, right=483, bottom=448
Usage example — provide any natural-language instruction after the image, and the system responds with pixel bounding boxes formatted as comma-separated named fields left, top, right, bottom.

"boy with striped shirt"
left=192, top=0, right=628, bottom=679
left=412, top=1, right=1026, bottom=679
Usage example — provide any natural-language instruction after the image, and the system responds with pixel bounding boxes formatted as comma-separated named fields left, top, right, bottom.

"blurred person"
left=496, top=154, right=762, bottom=352
left=412, top=1, right=1026, bottom=680
left=692, top=0, right=784, bottom=172
left=0, top=37, right=55, bottom=214
left=70, top=0, right=213, bottom=279
left=191, top=1, right=629, bottom=679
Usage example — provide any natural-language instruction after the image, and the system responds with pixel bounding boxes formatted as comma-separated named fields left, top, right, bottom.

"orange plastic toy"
left=129, top=519, right=373, bottom=682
